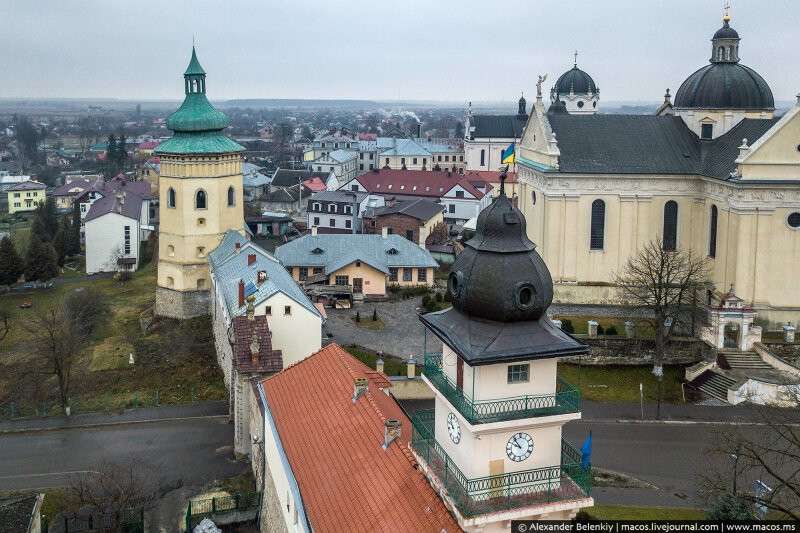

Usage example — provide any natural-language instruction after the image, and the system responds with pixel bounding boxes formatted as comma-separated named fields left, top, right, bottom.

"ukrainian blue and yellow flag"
left=501, top=142, right=515, bottom=164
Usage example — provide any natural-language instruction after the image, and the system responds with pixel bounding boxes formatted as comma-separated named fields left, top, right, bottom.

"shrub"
left=443, top=291, right=452, bottom=303
left=596, top=324, right=605, bottom=335
left=561, top=319, right=574, bottom=333
left=435, top=292, right=443, bottom=303
left=421, top=295, right=431, bottom=308
left=116, top=270, right=132, bottom=282
left=605, top=326, right=618, bottom=336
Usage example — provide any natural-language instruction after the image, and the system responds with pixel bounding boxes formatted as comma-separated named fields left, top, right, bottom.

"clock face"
left=506, top=432, right=534, bottom=462
left=447, top=413, right=461, bottom=444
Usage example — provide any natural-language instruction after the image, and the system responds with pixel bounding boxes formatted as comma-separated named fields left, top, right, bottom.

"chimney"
left=352, top=377, right=369, bottom=402
left=415, top=122, right=421, bottom=138
left=246, top=296, right=255, bottom=321
left=311, top=226, right=318, bottom=236
left=235, top=242, right=241, bottom=254
left=382, top=419, right=401, bottom=449
left=248, top=253, right=257, bottom=266
left=381, top=227, right=389, bottom=239
left=249, top=334, right=260, bottom=365
left=375, top=353, right=384, bottom=374
left=406, top=356, right=415, bottom=379
left=238, top=279, right=245, bottom=307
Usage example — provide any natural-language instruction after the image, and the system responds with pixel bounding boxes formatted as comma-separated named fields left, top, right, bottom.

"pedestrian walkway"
left=0, top=401, right=228, bottom=434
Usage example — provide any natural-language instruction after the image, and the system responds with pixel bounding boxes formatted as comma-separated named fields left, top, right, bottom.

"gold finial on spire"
left=723, top=0, right=731, bottom=22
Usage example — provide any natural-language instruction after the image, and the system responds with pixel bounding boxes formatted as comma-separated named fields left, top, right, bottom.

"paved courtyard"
left=324, top=297, right=429, bottom=357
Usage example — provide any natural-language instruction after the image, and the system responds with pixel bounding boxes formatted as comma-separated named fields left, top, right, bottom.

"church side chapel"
left=516, top=10, right=800, bottom=329
left=413, top=174, right=593, bottom=529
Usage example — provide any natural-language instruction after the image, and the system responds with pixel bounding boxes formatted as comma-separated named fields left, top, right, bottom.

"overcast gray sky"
left=1, top=0, right=798, bottom=103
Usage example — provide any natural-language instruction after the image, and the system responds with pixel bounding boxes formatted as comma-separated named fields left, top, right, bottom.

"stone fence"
left=561, top=336, right=708, bottom=366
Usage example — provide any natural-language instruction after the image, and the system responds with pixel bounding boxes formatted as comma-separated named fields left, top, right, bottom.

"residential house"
left=242, top=162, right=271, bottom=201
left=275, top=230, right=438, bottom=298
left=270, top=168, right=331, bottom=190
left=246, top=212, right=293, bottom=237
left=137, top=157, right=160, bottom=195
left=252, top=343, right=460, bottom=533
left=0, top=175, right=30, bottom=213
left=362, top=198, right=444, bottom=246
left=302, top=132, right=358, bottom=162
left=135, top=140, right=160, bottom=159
left=209, top=230, right=322, bottom=453
left=0, top=493, right=44, bottom=533
left=52, top=178, right=95, bottom=210
left=261, top=186, right=309, bottom=216
left=308, top=149, right=358, bottom=186
left=339, top=169, right=493, bottom=224
left=6, top=181, right=46, bottom=214
left=306, top=190, right=384, bottom=234
left=84, top=189, right=154, bottom=274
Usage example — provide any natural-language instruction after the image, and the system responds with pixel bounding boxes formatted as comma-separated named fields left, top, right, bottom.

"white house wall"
left=84, top=212, right=139, bottom=274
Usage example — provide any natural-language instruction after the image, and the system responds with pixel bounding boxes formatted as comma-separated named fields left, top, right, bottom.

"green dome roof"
left=166, top=92, right=230, bottom=132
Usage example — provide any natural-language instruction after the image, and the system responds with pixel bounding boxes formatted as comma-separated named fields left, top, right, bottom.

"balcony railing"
left=410, top=410, right=591, bottom=518
left=422, top=354, right=581, bottom=424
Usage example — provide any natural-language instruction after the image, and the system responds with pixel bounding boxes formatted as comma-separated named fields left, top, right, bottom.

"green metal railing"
left=422, top=354, right=581, bottom=424
left=410, top=410, right=591, bottom=518
left=185, top=492, right=260, bottom=532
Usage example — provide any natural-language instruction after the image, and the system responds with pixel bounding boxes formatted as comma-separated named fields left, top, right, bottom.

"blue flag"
left=581, top=431, right=592, bottom=470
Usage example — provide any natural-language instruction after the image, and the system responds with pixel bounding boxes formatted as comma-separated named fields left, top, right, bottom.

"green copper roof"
left=184, top=47, right=206, bottom=76
left=166, top=92, right=230, bottom=132
left=155, top=131, right=245, bottom=155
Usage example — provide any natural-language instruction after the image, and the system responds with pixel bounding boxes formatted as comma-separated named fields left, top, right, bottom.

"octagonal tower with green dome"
left=155, top=47, right=246, bottom=319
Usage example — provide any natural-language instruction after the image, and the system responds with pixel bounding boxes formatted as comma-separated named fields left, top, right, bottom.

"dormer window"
left=311, top=247, right=324, bottom=254
left=701, top=123, right=713, bottom=140
left=386, top=248, right=399, bottom=255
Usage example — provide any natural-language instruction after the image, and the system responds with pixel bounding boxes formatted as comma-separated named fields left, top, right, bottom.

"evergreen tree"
left=117, top=134, right=127, bottom=170
left=53, top=222, right=66, bottom=267
left=30, top=197, right=59, bottom=242
left=0, top=236, right=24, bottom=286
left=24, top=234, right=59, bottom=281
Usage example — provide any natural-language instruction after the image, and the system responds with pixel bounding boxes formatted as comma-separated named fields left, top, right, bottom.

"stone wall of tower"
left=155, top=153, right=245, bottom=318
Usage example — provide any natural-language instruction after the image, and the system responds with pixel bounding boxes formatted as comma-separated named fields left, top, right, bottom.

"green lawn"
left=0, top=263, right=226, bottom=416
left=584, top=505, right=704, bottom=520
left=343, top=344, right=415, bottom=376
left=558, top=363, right=686, bottom=403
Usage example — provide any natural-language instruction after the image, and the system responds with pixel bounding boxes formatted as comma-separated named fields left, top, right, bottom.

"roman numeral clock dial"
left=506, top=432, right=533, bottom=462
left=447, top=413, right=461, bottom=444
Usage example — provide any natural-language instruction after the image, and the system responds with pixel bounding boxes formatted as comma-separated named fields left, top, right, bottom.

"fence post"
left=191, top=385, right=196, bottom=402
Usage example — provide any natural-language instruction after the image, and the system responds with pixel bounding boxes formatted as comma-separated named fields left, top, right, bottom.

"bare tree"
left=67, top=458, right=158, bottom=532
left=700, top=393, right=800, bottom=520
left=614, top=239, right=710, bottom=418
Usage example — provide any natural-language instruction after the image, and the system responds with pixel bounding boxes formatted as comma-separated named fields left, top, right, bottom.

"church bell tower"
left=154, top=47, right=246, bottom=319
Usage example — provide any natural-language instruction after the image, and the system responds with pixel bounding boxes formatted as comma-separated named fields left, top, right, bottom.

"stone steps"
left=720, top=352, right=773, bottom=370
left=692, top=370, right=736, bottom=403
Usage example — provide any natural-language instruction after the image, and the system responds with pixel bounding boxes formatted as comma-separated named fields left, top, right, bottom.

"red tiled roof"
left=232, top=315, right=282, bottom=373
left=301, top=177, right=327, bottom=192
left=463, top=170, right=517, bottom=183
left=354, top=169, right=490, bottom=199
left=137, top=141, right=160, bottom=150
left=261, top=343, right=460, bottom=533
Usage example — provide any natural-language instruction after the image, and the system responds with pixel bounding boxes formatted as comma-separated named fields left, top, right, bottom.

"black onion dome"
left=713, top=19, right=739, bottom=40
left=674, top=63, right=774, bottom=110
left=552, top=66, right=598, bottom=95
left=447, top=190, right=554, bottom=323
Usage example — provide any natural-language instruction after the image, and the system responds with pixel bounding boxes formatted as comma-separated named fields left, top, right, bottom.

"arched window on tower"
left=663, top=201, right=678, bottom=251
left=227, top=186, right=235, bottom=207
left=709, top=205, right=718, bottom=258
left=167, top=187, right=176, bottom=208
left=590, top=199, right=605, bottom=250
left=196, top=189, right=207, bottom=209
left=718, top=46, right=725, bottom=61
left=480, top=149, right=485, bottom=167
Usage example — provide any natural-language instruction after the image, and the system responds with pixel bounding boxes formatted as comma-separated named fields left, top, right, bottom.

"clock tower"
left=413, top=174, right=593, bottom=529
left=154, top=47, right=246, bottom=319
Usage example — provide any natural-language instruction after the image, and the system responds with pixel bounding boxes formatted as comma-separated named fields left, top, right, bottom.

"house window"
left=265, top=306, right=272, bottom=316
left=168, top=245, right=175, bottom=257
left=123, top=226, right=131, bottom=255
left=385, top=158, right=390, bottom=165
left=329, top=218, right=335, bottom=227
left=167, top=187, right=176, bottom=208
left=313, top=267, right=323, bottom=275
left=405, top=229, right=413, bottom=241
left=709, top=205, right=718, bottom=258
left=448, top=204, right=455, bottom=214
left=445, top=156, right=449, bottom=162
left=166, top=276, right=174, bottom=287
left=345, top=220, right=352, bottom=229
left=335, top=275, right=349, bottom=285
left=312, top=202, right=321, bottom=211
left=197, top=279, right=206, bottom=289
left=401, top=158, right=406, bottom=166
left=328, top=204, right=337, bottom=213
left=299, top=267, right=308, bottom=280
left=459, top=155, right=464, bottom=162
left=389, top=268, right=398, bottom=282
left=195, top=189, right=207, bottom=209
left=402, top=268, right=412, bottom=282
left=313, top=217, right=320, bottom=225
left=369, top=153, right=374, bottom=160
left=663, top=201, right=678, bottom=251
left=413, top=158, right=417, bottom=165
left=417, top=268, right=427, bottom=282
left=701, top=123, right=713, bottom=140
left=590, top=199, right=605, bottom=250
left=351, top=184, right=358, bottom=191
left=507, top=364, right=530, bottom=383
left=359, top=153, right=364, bottom=160
left=227, top=186, right=235, bottom=206
left=344, top=205, right=352, bottom=214
left=284, top=306, right=291, bottom=315
left=455, top=190, right=464, bottom=198
left=480, top=149, right=485, bottom=166
left=197, top=246, right=205, bottom=257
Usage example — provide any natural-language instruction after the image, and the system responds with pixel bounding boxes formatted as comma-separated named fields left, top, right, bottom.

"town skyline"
left=2, top=0, right=799, bottom=102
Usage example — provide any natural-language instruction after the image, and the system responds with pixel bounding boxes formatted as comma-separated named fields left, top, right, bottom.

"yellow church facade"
left=155, top=48, right=246, bottom=318
left=515, top=15, right=800, bottom=328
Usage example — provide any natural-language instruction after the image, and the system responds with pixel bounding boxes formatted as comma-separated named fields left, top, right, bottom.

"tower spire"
left=723, top=0, right=731, bottom=22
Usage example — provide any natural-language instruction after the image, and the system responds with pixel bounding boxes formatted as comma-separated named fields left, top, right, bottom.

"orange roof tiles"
left=261, top=343, right=461, bottom=533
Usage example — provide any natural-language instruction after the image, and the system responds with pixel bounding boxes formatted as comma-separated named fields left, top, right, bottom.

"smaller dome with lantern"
left=550, top=53, right=600, bottom=115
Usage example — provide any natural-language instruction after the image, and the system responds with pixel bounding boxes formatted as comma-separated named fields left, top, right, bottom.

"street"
left=0, top=416, right=244, bottom=491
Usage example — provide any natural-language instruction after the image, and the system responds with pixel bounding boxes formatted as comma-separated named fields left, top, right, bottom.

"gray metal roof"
left=369, top=198, right=443, bottom=221
left=275, top=234, right=438, bottom=275
left=209, top=230, right=320, bottom=318
left=309, top=190, right=368, bottom=204
left=84, top=191, right=145, bottom=223
left=469, top=114, right=527, bottom=139
left=675, top=62, right=774, bottom=110
left=547, top=114, right=779, bottom=179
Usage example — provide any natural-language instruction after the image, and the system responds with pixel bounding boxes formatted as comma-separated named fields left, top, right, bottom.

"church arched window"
left=196, top=189, right=207, bottom=209
left=590, top=199, right=605, bottom=250
left=663, top=201, right=678, bottom=251
left=167, top=187, right=176, bottom=208
left=709, top=205, right=718, bottom=258
left=227, top=186, right=235, bottom=207
left=718, top=46, right=725, bottom=61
